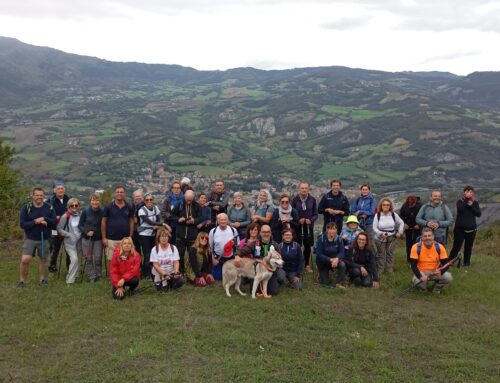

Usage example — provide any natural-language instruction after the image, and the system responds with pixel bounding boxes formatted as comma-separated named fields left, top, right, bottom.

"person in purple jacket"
left=291, top=182, right=318, bottom=273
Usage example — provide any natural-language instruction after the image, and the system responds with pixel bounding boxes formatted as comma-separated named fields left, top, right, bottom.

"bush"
left=0, top=139, right=29, bottom=241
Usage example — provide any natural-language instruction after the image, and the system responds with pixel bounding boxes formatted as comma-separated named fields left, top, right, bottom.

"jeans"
left=276, top=268, right=303, bottom=289
left=348, top=267, right=373, bottom=287
left=317, top=259, right=346, bottom=285
left=82, top=238, right=103, bottom=281
left=138, top=235, right=155, bottom=278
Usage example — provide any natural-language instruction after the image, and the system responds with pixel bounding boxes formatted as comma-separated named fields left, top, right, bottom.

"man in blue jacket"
left=318, top=179, right=350, bottom=233
left=18, top=187, right=57, bottom=287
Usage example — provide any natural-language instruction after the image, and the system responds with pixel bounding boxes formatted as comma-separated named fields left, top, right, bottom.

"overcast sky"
left=1, top=0, right=499, bottom=75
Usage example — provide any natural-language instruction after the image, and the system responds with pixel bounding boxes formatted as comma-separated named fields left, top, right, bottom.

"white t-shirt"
left=150, top=244, right=180, bottom=276
left=138, top=205, right=160, bottom=236
left=209, top=226, right=239, bottom=258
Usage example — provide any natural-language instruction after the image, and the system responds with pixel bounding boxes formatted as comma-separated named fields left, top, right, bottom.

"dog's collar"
left=255, top=259, right=274, bottom=273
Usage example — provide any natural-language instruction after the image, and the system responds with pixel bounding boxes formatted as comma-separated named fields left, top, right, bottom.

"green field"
left=1, top=233, right=499, bottom=382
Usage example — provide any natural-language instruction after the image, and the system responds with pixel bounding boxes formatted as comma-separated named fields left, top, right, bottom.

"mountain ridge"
left=0, top=37, right=499, bottom=194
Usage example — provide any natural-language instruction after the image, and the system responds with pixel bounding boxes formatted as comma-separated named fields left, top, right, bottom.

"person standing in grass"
left=57, top=198, right=83, bottom=285
left=47, top=181, right=70, bottom=273
left=449, top=186, right=481, bottom=267
left=110, top=237, right=141, bottom=300
left=196, top=192, right=213, bottom=233
left=318, top=179, right=350, bottom=233
left=399, top=195, right=422, bottom=262
left=208, top=179, right=230, bottom=222
left=345, top=232, right=379, bottom=288
left=251, top=189, right=274, bottom=225
left=350, top=183, right=376, bottom=240
left=270, top=194, right=300, bottom=243
left=101, top=186, right=135, bottom=263
left=18, top=187, right=56, bottom=288
left=137, top=193, right=168, bottom=279
left=131, top=189, right=145, bottom=255
left=416, top=190, right=454, bottom=246
left=161, top=181, right=184, bottom=245
left=291, top=182, right=318, bottom=273
left=171, top=190, right=202, bottom=274
left=78, top=193, right=104, bottom=282
left=315, top=222, right=347, bottom=288
left=373, top=198, right=404, bottom=274
left=410, top=228, right=452, bottom=294
left=228, top=192, right=251, bottom=240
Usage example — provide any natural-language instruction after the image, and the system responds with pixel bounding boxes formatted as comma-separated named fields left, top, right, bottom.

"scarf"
left=299, top=195, right=308, bottom=211
left=279, top=204, right=292, bottom=223
left=169, top=191, right=184, bottom=209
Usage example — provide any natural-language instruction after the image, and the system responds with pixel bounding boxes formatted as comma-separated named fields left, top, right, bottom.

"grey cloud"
left=420, top=50, right=482, bottom=65
left=322, top=16, right=372, bottom=30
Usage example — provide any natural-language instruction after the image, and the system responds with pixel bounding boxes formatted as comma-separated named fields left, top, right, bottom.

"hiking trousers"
left=374, top=237, right=397, bottom=274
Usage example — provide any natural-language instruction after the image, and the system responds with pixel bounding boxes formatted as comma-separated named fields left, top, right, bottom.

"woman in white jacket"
left=57, top=198, right=82, bottom=285
left=372, top=198, right=404, bottom=274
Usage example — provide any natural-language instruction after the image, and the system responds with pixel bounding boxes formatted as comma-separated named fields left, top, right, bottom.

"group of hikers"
left=18, top=177, right=482, bottom=299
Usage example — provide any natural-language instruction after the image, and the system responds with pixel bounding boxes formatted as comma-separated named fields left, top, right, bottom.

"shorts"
left=22, top=239, right=47, bottom=259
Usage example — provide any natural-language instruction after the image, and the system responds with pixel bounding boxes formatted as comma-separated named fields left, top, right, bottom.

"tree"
left=0, top=139, right=28, bottom=240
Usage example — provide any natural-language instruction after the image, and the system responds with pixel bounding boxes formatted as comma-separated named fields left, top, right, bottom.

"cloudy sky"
left=1, top=0, right=499, bottom=75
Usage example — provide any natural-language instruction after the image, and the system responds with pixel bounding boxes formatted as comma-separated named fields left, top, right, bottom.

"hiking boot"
left=305, top=265, right=313, bottom=273
left=17, top=281, right=26, bottom=288
left=335, top=283, right=347, bottom=289
left=39, top=279, right=48, bottom=287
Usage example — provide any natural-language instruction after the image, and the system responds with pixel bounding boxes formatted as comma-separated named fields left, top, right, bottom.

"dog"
left=222, top=247, right=284, bottom=299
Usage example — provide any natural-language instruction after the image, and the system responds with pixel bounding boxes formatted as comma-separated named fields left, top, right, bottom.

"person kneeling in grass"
left=150, top=227, right=184, bottom=292
left=410, top=227, right=453, bottom=294
left=345, top=232, right=379, bottom=288
left=110, top=237, right=141, bottom=300
left=315, top=222, right=347, bottom=289
left=276, top=228, right=304, bottom=290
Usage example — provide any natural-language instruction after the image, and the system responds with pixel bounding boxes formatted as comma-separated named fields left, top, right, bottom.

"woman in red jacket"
left=110, top=236, right=141, bottom=300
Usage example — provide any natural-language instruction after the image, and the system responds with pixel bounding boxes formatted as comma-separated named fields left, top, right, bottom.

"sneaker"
left=39, top=279, right=48, bottom=287
left=17, top=281, right=26, bottom=288
left=305, top=265, right=313, bottom=273
left=335, top=283, right=347, bottom=289
left=48, top=266, right=58, bottom=273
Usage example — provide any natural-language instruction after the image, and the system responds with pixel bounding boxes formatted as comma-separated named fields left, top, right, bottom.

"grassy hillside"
left=1, top=228, right=499, bottom=382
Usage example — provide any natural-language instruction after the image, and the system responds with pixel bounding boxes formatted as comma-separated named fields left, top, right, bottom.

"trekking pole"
left=41, top=229, right=46, bottom=277
left=57, top=244, right=64, bottom=279
left=395, top=255, right=462, bottom=298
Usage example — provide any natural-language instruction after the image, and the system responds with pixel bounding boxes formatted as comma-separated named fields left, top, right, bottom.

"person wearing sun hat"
left=340, top=215, right=364, bottom=250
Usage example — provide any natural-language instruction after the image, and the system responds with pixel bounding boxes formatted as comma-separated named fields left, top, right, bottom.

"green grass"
left=0, top=237, right=499, bottom=382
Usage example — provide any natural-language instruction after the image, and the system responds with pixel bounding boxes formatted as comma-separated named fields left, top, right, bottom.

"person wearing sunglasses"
left=57, top=198, right=82, bottom=285
left=372, top=198, right=404, bottom=274
left=270, top=194, right=299, bottom=243
left=187, top=232, right=215, bottom=287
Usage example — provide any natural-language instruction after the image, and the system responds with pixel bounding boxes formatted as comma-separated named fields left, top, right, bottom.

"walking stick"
left=396, top=255, right=462, bottom=298
left=57, top=244, right=64, bottom=279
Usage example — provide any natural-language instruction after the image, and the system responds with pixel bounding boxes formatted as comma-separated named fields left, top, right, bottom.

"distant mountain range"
left=0, top=36, right=499, bottom=193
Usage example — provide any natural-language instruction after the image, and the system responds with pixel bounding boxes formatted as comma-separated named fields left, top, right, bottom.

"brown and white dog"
left=222, top=246, right=284, bottom=298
